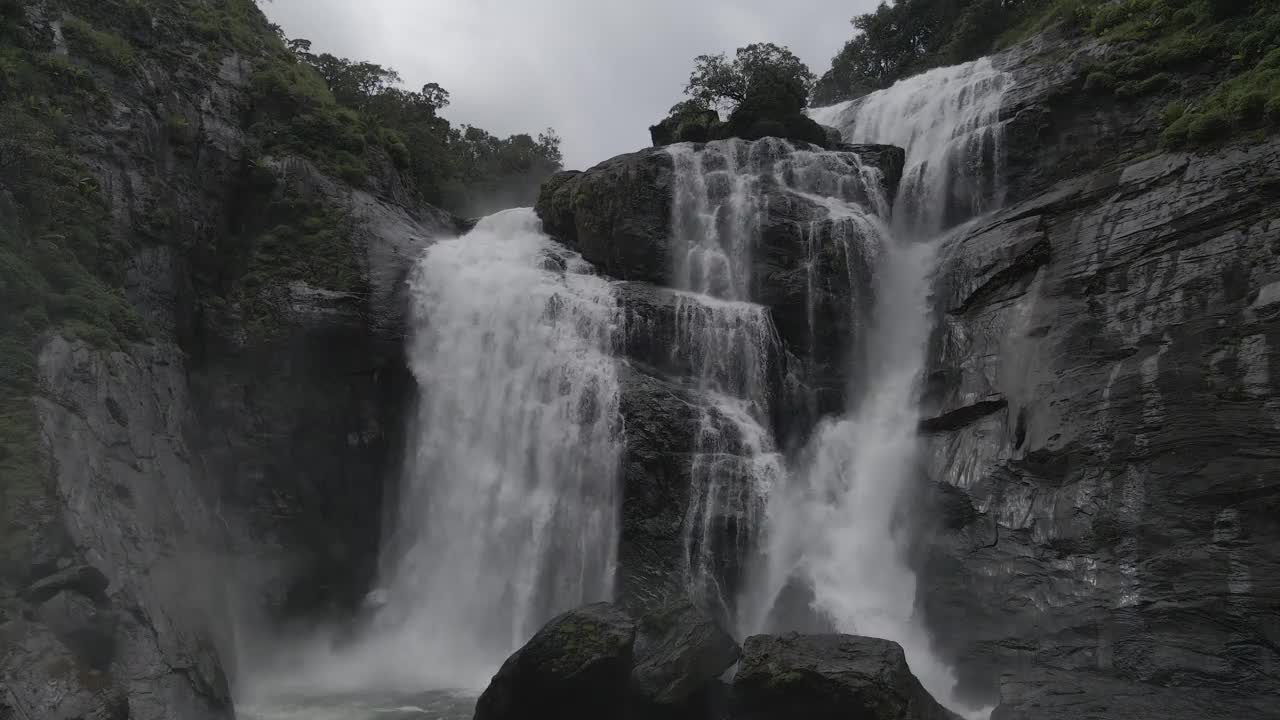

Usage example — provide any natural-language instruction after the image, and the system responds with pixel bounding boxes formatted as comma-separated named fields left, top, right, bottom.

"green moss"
left=0, top=7, right=151, bottom=572
left=232, top=192, right=365, bottom=336
left=62, top=16, right=135, bottom=73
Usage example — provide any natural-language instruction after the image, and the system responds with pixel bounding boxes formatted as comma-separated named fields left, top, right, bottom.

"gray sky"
left=261, top=0, right=879, bottom=170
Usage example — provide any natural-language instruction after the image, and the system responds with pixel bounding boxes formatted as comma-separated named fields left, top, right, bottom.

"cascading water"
left=237, top=210, right=625, bottom=717
left=667, top=142, right=784, bottom=622
left=742, top=58, right=1011, bottom=716
left=377, top=208, right=624, bottom=687
left=666, top=139, right=894, bottom=625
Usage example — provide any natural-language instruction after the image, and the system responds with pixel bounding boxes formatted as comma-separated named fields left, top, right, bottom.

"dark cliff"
left=1, top=2, right=460, bottom=718
left=914, top=28, right=1280, bottom=720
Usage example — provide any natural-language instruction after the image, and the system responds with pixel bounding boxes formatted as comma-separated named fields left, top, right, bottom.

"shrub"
left=62, top=16, right=135, bottom=73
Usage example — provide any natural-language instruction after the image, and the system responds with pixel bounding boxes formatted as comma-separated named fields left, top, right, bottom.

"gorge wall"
left=4, top=2, right=1279, bottom=719
left=531, top=29, right=1280, bottom=720
left=911, top=33, right=1280, bottom=719
left=2, top=3, right=461, bottom=718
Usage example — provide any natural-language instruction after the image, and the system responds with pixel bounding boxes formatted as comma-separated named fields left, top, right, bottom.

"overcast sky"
left=261, top=0, right=879, bottom=170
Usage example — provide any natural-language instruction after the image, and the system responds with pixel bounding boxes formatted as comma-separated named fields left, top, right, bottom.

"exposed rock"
left=473, top=603, right=637, bottom=720
left=615, top=364, right=762, bottom=610
left=5, top=6, right=458, bottom=719
left=23, top=565, right=110, bottom=605
left=920, top=131, right=1280, bottom=715
left=35, top=337, right=232, bottom=720
left=539, top=140, right=903, bottom=437
left=0, top=619, right=129, bottom=720
left=630, top=601, right=741, bottom=715
left=730, top=634, right=959, bottom=720
left=536, top=148, right=676, bottom=285
left=35, top=591, right=117, bottom=670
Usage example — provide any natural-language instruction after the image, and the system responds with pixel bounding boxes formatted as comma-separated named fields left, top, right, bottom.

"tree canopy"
left=253, top=34, right=562, bottom=214
left=812, top=0, right=1047, bottom=105
left=685, top=42, right=817, bottom=113
left=652, top=42, right=828, bottom=148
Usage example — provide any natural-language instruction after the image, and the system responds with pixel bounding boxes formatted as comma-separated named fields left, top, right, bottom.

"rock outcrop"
left=1, top=4, right=458, bottom=719
left=915, top=31, right=1280, bottom=720
left=538, top=140, right=905, bottom=616
left=631, top=602, right=741, bottom=717
left=475, top=602, right=741, bottom=720
left=473, top=603, right=638, bottom=720
left=731, top=634, right=959, bottom=720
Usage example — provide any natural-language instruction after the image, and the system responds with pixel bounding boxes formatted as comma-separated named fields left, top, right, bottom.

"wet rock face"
left=6, top=9, right=455, bottom=720
left=475, top=602, right=740, bottom=720
left=920, top=139, right=1280, bottom=715
left=473, top=603, right=638, bottom=720
left=631, top=602, right=741, bottom=715
left=730, top=634, right=959, bottom=720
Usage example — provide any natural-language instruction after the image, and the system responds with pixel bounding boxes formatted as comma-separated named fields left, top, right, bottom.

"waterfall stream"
left=378, top=208, right=623, bottom=686
left=238, top=58, right=1011, bottom=720
left=744, top=58, right=1012, bottom=714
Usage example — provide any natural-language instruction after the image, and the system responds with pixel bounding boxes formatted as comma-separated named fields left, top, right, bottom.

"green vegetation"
left=0, top=2, right=145, bottom=573
left=652, top=43, right=829, bottom=147
left=251, top=38, right=563, bottom=213
left=61, top=16, right=135, bottom=72
left=233, top=191, right=365, bottom=335
left=814, top=0, right=1280, bottom=149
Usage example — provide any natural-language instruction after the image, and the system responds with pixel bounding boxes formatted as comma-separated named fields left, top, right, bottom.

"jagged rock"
left=730, top=634, right=959, bottom=720
left=0, top=619, right=129, bottom=720
left=615, top=364, right=762, bottom=610
left=919, top=128, right=1280, bottom=713
left=23, top=565, right=110, bottom=605
left=536, top=149, right=676, bottom=285
left=538, top=140, right=903, bottom=437
left=473, top=603, right=637, bottom=720
left=35, top=591, right=118, bottom=670
left=630, top=601, right=741, bottom=716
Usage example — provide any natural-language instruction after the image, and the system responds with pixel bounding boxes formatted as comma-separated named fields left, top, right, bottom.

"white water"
left=236, top=209, right=623, bottom=714
left=666, top=139, right=892, bottom=622
left=667, top=141, right=782, bottom=620
left=381, top=208, right=623, bottom=685
left=237, top=57, right=1011, bottom=720
left=743, top=58, right=1011, bottom=716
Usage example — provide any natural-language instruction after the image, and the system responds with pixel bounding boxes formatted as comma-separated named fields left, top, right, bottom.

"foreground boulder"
left=730, top=634, right=959, bottom=720
left=473, top=603, right=637, bottom=720
left=475, top=602, right=741, bottom=720
left=631, top=602, right=741, bottom=717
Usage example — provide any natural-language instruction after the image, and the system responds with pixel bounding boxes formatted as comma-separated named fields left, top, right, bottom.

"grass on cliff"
left=0, top=7, right=148, bottom=575
left=1081, top=0, right=1280, bottom=148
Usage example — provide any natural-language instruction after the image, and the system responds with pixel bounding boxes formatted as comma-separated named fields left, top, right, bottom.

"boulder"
left=730, top=634, right=959, bottom=720
left=23, top=564, right=110, bottom=605
left=473, top=603, right=637, bottom=720
left=630, top=601, right=741, bottom=716
left=535, top=149, right=676, bottom=285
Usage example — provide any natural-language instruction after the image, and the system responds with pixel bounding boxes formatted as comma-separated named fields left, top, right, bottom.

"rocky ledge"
left=475, top=602, right=953, bottom=720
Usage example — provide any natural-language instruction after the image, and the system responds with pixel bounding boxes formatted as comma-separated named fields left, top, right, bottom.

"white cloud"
left=260, top=0, right=880, bottom=170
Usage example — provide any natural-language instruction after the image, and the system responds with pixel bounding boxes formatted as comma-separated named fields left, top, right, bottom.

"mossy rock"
left=474, top=603, right=637, bottom=720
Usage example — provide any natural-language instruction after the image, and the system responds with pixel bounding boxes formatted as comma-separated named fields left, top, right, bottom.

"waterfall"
left=667, top=141, right=784, bottom=622
left=666, top=139, right=893, bottom=625
left=742, top=58, right=1011, bottom=715
left=376, top=208, right=624, bottom=688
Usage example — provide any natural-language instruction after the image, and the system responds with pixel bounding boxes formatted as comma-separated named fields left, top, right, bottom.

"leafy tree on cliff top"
left=685, top=42, right=817, bottom=113
left=651, top=42, right=828, bottom=147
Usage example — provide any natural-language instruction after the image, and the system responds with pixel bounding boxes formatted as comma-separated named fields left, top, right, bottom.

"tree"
left=685, top=42, right=816, bottom=113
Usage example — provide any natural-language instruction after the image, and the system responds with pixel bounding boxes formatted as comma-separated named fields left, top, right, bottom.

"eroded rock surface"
left=731, top=634, right=959, bottom=720
left=921, top=132, right=1280, bottom=718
